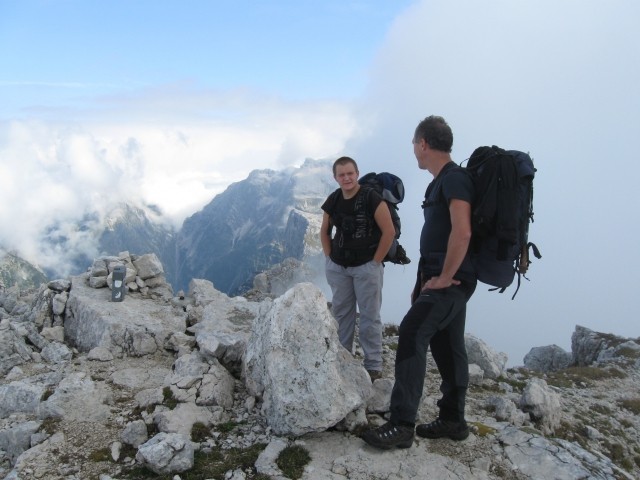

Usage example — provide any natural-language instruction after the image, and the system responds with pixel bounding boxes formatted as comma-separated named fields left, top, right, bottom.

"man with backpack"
left=320, top=156, right=396, bottom=381
left=362, top=115, right=477, bottom=449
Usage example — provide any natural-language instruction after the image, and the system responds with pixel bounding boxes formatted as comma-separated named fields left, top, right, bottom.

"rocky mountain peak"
left=1, top=253, right=639, bottom=479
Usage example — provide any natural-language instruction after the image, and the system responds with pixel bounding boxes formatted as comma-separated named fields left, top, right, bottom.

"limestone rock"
left=523, top=344, right=571, bottom=372
left=121, top=420, right=149, bottom=448
left=64, top=273, right=186, bottom=356
left=519, top=378, right=561, bottom=434
left=243, top=282, right=372, bottom=436
left=465, top=333, right=508, bottom=379
left=135, top=432, right=194, bottom=475
left=132, top=253, right=164, bottom=280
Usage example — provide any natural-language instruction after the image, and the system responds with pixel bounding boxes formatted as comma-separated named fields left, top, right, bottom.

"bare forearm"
left=439, top=234, right=471, bottom=282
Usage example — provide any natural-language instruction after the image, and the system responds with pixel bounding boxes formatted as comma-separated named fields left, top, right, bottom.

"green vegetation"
left=88, top=447, right=112, bottom=462
left=215, top=420, right=244, bottom=434
left=276, top=445, right=312, bottom=480
left=546, top=366, right=627, bottom=389
left=469, top=421, right=497, bottom=437
left=616, top=346, right=640, bottom=359
left=41, top=387, right=55, bottom=402
left=39, top=417, right=61, bottom=435
left=383, top=325, right=399, bottom=337
left=162, top=386, right=178, bottom=410
left=496, top=375, right=527, bottom=392
left=191, top=422, right=211, bottom=443
left=619, top=398, right=640, bottom=415
left=122, top=443, right=269, bottom=480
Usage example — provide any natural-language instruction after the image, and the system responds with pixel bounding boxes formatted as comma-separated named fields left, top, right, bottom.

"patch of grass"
left=606, top=367, right=627, bottom=379
left=276, top=445, right=312, bottom=480
left=553, top=420, right=588, bottom=448
left=41, top=387, right=55, bottom=401
left=547, top=366, right=621, bottom=388
left=387, top=342, right=398, bottom=351
left=619, top=398, right=640, bottom=415
left=591, top=403, right=612, bottom=415
left=215, top=421, right=243, bottom=434
left=496, top=375, right=527, bottom=392
left=39, top=417, right=61, bottom=435
left=545, top=374, right=574, bottom=389
left=88, top=447, right=112, bottom=462
left=162, top=386, right=178, bottom=410
left=191, top=422, right=211, bottom=443
left=121, top=443, right=268, bottom=480
left=146, top=422, right=159, bottom=438
left=617, top=346, right=640, bottom=359
left=469, top=422, right=497, bottom=437
left=383, top=325, right=399, bottom=336
left=620, top=418, right=634, bottom=428
left=603, top=440, right=632, bottom=471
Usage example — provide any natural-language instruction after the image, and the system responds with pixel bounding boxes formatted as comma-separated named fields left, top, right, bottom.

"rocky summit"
left=0, top=253, right=639, bottom=480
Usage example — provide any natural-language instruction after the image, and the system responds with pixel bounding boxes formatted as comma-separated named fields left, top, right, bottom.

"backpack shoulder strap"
left=421, top=162, right=460, bottom=209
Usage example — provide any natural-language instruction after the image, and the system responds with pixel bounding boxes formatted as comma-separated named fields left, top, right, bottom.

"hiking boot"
left=416, top=418, right=469, bottom=440
left=361, top=421, right=414, bottom=450
left=367, top=370, right=383, bottom=381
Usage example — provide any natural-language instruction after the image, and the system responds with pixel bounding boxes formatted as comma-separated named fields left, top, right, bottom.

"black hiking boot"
left=361, top=421, right=414, bottom=450
left=416, top=418, right=469, bottom=441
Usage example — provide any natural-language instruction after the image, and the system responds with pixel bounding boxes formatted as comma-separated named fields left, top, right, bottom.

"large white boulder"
left=243, top=282, right=372, bottom=436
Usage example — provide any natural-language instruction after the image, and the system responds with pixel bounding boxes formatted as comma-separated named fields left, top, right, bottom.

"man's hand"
left=422, top=275, right=460, bottom=290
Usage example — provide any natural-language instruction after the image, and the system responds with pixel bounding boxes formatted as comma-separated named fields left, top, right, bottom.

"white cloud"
left=0, top=88, right=356, bottom=274
left=346, top=0, right=640, bottom=365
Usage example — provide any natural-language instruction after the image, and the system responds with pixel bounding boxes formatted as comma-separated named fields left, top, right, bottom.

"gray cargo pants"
left=325, top=257, right=384, bottom=371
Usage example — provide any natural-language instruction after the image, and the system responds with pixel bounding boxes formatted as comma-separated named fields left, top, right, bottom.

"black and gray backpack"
left=464, top=145, right=541, bottom=298
left=358, top=172, right=411, bottom=265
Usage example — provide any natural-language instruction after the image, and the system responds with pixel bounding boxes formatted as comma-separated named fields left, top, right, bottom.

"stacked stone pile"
left=0, top=253, right=639, bottom=479
left=87, top=251, right=172, bottom=299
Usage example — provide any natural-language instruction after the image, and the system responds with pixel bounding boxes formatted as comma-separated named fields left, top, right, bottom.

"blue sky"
left=1, top=0, right=640, bottom=365
left=1, top=1, right=411, bottom=114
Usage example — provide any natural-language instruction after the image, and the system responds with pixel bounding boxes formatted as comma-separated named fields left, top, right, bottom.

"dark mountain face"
left=173, top=159, right=334, bottom=295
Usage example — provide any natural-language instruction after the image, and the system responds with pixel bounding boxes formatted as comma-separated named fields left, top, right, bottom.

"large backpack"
left=464, top=146, right=541, bottom=298
left=358, top=172, right=411, bottom=265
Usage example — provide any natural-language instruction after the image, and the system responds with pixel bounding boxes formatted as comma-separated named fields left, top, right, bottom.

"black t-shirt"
left=321, top=186, right=383, bottom=266
left=420, top=162, right=475, bottom=282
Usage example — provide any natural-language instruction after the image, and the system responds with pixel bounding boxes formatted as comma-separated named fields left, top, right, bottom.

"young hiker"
left=320, top=156, right=396, bottom=381
left=362, top=115, right=477, bottom=449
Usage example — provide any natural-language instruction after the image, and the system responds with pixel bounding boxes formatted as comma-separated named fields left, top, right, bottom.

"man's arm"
left=372, top=202, right=396, bottom=264
left=423, top=198, right=472, bottom=289
left=320, top=212, right=333, bottom=257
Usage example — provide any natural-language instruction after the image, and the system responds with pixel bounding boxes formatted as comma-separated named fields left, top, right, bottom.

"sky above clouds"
left=1, top=0, right=639, bottom=364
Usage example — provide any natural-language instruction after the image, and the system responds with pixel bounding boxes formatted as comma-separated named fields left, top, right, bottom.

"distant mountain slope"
left=173, top=158, right=334, bottom=295
left=0, top=249, right=48, bottom=290
left=98, top=203, right=177, bottom=283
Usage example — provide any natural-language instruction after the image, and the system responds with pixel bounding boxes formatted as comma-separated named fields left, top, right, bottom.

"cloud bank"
left=347, top=0, right=640, bottom=364
left=0, top=86, right=356, bottom=274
